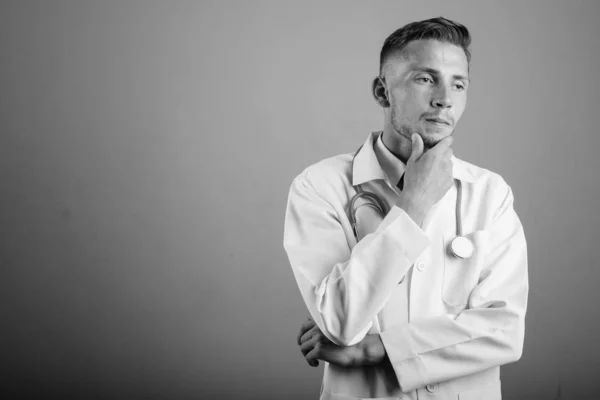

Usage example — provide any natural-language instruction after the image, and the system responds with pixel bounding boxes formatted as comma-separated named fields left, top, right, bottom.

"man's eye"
left=454, top=83, right=465, bottom=90
left=417, top=77, right=433, bottom=83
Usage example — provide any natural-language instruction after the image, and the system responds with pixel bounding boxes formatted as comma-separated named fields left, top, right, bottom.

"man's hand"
left=297, top=317, right=386, bottom=368
left=397, top=133, right=454, bottom=226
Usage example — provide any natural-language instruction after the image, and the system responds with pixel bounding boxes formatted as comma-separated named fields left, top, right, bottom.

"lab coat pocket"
left=442, top=230, right=490, bottom=309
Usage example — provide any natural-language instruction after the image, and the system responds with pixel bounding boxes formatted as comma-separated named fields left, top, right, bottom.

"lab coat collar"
left=352, top=132, right=475, bottom=187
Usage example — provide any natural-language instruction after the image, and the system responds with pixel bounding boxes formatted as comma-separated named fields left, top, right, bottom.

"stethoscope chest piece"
left=449, top=236, right=474, bottom=259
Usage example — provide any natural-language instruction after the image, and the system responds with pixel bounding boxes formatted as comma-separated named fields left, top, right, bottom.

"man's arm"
left=284, top=170, right=429, bottom=346
left=379, top=182, right=528, bottom=392
left=297, top=317, right=386, bottom=368
left=296, top=182, right=528, bottom=393
left=284, top=135, right=453, bottom=347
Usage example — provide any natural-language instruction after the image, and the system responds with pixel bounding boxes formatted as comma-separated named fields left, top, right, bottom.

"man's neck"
left=381, top=128, right=412, bottom=165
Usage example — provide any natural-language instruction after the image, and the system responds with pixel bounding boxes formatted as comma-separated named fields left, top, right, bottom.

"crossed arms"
left=283, top=170, right=528, bottom=392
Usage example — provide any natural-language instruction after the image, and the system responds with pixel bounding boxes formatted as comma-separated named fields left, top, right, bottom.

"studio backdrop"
left=2, top=1, right=600, bottom=399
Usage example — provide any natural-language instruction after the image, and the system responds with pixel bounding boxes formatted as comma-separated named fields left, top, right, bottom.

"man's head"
left=373, top=17, right=471, bottom=150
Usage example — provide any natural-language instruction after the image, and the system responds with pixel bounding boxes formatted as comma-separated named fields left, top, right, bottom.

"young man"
left=283, top=17, right=528, bottom=400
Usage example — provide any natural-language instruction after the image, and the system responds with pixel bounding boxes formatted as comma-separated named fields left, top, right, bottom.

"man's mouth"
left=424, top=117, right=451, bottom=125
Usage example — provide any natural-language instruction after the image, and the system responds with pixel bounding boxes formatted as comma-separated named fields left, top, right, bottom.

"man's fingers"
left=299, top=325, right=318, bottom=346
left=297, top=317, right=315, bottom=345
left=301, top=335, right=321, bottom=367
left=300, top=333, right=321, bottom=355
left=408, top=133, right=424, bottom=163
left=305, top=342, right=321, bottom=367
left=443, top=151, right=453, bottom=167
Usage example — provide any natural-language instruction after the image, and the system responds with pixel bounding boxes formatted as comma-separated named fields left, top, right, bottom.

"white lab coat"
left=283, top=132, right=528, bottom=400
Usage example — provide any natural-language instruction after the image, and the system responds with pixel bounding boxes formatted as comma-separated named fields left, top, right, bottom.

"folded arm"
left=283, top=171, right=429, bottom=346
left=297, top=316, right=387, bottom=368
left=380, top=184, right=528, bottom=391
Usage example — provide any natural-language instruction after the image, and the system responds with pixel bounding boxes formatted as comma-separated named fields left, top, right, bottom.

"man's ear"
left=372, top=76, right=390, bottom=108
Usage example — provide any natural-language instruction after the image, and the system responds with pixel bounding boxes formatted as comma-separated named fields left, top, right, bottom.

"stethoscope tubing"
left=455, top=178, right=463, bottom=237
left=348, top=185, right=389, bottom=240
left=349, top=143, right=473, bottom=258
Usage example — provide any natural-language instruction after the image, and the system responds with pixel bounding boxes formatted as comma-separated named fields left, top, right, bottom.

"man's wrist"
left=359, top=334, right=387, bottom=366
left=397, top=192, right=426, bottom=227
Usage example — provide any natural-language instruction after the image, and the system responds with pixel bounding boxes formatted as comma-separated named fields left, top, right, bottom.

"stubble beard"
left=391, top=114, right=438, bottom=150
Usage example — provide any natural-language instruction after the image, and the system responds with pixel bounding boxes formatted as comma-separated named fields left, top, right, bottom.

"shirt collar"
left=374, top=133, right=406, bottom=185
left=352, top=131, right=475, bottom=186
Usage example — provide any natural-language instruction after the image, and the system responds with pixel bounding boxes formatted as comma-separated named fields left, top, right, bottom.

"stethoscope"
left=348, top=146, right=474, bottom=259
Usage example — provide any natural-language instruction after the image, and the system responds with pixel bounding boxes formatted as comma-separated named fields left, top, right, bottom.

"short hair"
left=379, top=17, right=471, bottom=76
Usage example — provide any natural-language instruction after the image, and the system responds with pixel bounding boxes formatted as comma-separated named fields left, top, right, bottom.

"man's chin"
left=421, top=133, right=447, bottom=149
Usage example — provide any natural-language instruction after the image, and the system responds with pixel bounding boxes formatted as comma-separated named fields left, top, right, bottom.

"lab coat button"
left=426, top=383, right=439, bottom=393
left=416, top=261, right=425, bottom=271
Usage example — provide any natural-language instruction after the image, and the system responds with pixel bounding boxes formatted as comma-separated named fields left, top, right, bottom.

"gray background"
left=1, top=1, right=599, bottom=399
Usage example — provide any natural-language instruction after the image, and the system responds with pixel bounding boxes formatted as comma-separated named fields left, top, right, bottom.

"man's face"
left=382, top=39, right=469, bottom=149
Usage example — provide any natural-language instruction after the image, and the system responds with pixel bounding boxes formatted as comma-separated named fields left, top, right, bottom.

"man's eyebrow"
left=411, top=67, right=470, bottom=82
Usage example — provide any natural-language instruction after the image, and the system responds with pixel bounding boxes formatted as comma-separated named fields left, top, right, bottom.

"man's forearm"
left=356, top=334, right=388, bottom=366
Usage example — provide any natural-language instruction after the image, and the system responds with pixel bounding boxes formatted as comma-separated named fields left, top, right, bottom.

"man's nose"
left=431, top=84, right=452, bottom=108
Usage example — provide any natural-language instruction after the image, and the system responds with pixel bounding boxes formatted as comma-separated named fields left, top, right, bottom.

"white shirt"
left=283, top=132, right=529, bottom=399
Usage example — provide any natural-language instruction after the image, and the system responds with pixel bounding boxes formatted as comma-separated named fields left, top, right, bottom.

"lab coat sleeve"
left=283, top=171, right=430, bottom=346
left=379, top=183, right=528, bottom=392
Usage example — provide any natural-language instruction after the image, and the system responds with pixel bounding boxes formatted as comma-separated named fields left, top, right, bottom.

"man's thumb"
left=409, top=133, right=424, bottom=162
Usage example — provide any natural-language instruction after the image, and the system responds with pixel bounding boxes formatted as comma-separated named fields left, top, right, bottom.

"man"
left=283, top=17, right=528, bottom=400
